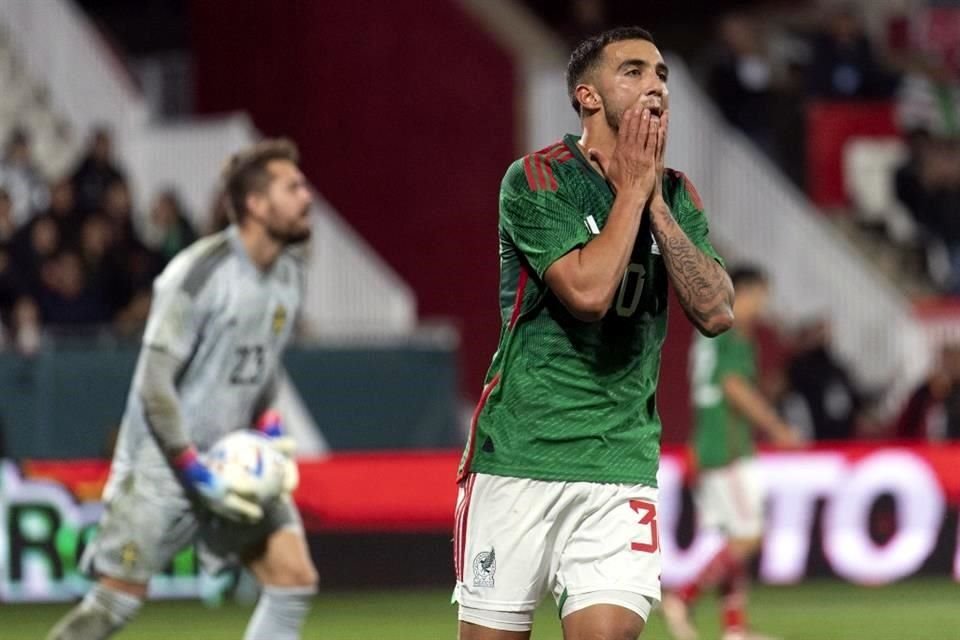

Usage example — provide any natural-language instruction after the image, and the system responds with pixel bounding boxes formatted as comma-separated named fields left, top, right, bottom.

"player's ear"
left=244, top=191, right=268, bottom=223
left=575, top=83, right=602, bottom=115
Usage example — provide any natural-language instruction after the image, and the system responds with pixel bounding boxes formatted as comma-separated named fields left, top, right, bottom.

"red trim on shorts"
left=454, top=474, right=476, bottom=581
left=457, top=374, right=501, bottom=482
left=509, top=268, right=529, bottom=330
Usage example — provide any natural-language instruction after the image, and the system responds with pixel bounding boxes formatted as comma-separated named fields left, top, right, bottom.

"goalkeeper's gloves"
left=174, top=446, right=263, bottom=523
left=255, top=409, right=296, bottom=457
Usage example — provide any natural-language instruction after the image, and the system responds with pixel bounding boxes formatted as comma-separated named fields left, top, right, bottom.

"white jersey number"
left=615, top=263, right=646, bottom=317
left=230, top=345, right=266, bottom=385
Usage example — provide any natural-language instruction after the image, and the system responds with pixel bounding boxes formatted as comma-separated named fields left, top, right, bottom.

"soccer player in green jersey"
left=452, top=26, right=735, bottom=640
left=662, top=266, right=800, bottom=640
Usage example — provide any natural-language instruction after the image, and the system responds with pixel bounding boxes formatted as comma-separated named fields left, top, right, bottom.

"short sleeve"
left=500, top=159, right=591, bottom=278
left=715, top=333, right=755, bottom=380
left=671, top=172, right=724, bottom=267
left=142, top=273, right=206, bottom=363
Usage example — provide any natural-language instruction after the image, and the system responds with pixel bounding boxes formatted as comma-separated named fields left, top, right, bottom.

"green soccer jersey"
left=690, top=329, right=757, bottom=469
left=458, top=134, right=723, bottom=485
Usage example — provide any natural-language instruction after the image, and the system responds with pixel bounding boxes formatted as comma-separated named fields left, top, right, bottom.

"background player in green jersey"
left=662, top=266, right=801, bottom=640
left=453, top=26, right=734, bottom=640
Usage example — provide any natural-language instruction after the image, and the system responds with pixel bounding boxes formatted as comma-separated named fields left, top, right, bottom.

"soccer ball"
left=206, top=431, right=296, bottom=504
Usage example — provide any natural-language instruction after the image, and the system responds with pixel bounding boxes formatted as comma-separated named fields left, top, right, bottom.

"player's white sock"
left=243, top=584, right=315, bottom=640
left=46, top=583, right=143, bottom=640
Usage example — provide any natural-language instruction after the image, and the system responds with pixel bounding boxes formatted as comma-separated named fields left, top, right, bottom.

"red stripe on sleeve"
left=523, top=156, right=538, bottom=190
left=533, top=155, right=549, bottom=191
left=541, top=159, right=558, bottom=191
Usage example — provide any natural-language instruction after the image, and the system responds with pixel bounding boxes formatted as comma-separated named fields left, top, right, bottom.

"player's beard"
left=265, top=204, right=312, bottom=245
left=601, top=93, right=626, bottom=132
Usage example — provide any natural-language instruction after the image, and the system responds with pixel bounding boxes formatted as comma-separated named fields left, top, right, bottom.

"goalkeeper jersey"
left=459, top=134, right=723, bottom=486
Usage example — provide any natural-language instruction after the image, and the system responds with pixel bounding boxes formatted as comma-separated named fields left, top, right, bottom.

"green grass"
left=5, top=579, right=958, bottom=639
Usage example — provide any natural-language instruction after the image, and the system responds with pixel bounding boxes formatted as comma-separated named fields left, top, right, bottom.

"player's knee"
left=570, top=619, right=645, bottom=640
left=729, top=536, right=762, bottom=559
left=266, top=562, right=319, bottom=589
left=602, top=618, right=645, bottom=640
left=562, top=595, right=650, bottom=640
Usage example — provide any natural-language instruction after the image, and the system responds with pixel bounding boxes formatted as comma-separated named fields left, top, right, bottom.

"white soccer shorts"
left=453, top=473, right=661, bottom=622
left=694, top=456, right=764, bottom=540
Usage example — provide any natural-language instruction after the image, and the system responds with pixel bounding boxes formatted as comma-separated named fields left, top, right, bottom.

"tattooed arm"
left=649, top=197, right=734, bottom=336
left=645, top=111, right=733, bottom=336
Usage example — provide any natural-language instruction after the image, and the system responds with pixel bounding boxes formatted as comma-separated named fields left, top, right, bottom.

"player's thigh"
left=453, top=474, right=559, bottom=623
left=696, top=458, right=764, bottom=539
left=458, top=619, right=531, bottom=640
left=204, top=496, right=317, bottom=587
left=554, top=483, right=661, bottom=622
left=246, top=525, right=318, bottom=588
left=82, top=467, right=196, bottom=586
left=561, top=602, right=646, bottom=640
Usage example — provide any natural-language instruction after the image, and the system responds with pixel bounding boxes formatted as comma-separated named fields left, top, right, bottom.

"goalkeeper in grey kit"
left=47, top=139, right=318, bottom=640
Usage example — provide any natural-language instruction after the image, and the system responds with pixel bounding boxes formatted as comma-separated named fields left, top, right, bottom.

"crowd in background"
left=533, top=1, right=960, bottom=294
left=0, top=127, right=199, bottom=354
left=2, top=2, right=957, bottom=448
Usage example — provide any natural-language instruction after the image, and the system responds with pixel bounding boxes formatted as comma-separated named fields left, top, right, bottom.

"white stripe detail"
left=585, top=215, right=600, bottom=235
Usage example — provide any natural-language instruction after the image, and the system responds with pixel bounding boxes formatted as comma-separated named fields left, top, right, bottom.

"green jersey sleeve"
left=670, top=171, right=724, bottom=267
left=500, top=158, right=591, bottom=278
left=715, top=330, right=756, bottom=380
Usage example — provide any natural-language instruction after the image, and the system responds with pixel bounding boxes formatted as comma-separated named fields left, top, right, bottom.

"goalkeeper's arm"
left=138, top=346, right=262, bottom=521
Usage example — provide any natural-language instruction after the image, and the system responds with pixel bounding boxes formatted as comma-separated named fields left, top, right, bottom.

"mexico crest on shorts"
left=271, top=304, right=287, bottom=336
left=473, top=548, right=496, bottom=587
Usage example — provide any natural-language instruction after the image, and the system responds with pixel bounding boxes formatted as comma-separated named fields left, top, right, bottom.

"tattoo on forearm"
left=651, top=211, right=732, bottom=329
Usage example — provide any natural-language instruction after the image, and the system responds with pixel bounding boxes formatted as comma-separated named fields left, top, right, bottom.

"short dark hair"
left=729, top=264, right=768, bottom=289
left=222, top=138, right=299, bottom=223
left=566, top=26, right=656, bottom=115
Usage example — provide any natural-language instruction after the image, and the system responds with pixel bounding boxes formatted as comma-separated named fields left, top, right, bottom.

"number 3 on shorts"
left=629, top=499, right=659, bottom=553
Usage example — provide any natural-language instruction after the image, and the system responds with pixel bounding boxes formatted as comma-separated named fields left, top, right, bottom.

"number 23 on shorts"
left=629, top=499, right=659, bottom=553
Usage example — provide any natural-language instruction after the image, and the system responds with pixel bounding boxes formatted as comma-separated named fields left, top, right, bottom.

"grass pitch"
left=3, top=578, right=957, bottom=639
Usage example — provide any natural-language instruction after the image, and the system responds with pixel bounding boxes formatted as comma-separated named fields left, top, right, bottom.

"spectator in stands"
left=894, top=134, right=960, bottom=293
left=144, top=189, right=196, bottom=266
left=0, top=245, right=17, bottom=341
left=0, top=128, right=49, bottom=227
left=807, top=5, right=897, bottom=99
left=896, top=343, right=960, bottom=440
left=10, top=213, right=61, bottom=298
left=78, top=214, right=137, bottom=328
left=706, top=12, right=778, bottom=157
left=100, top=178, right=160, bottom=333
left=780, top=318, right=865, bottom=440
left=0, top=188, right=16, bottom=245
left=35, top=251, right=110, bottom=328
left=44, top=178, right=82, bottom=247
left=71, top=127, right=124, bottom=215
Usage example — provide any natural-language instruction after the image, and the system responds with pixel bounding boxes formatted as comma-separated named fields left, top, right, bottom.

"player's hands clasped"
left=589, top=98, right=668, bottom=203
left=175, top=447, right=264, bottom=523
